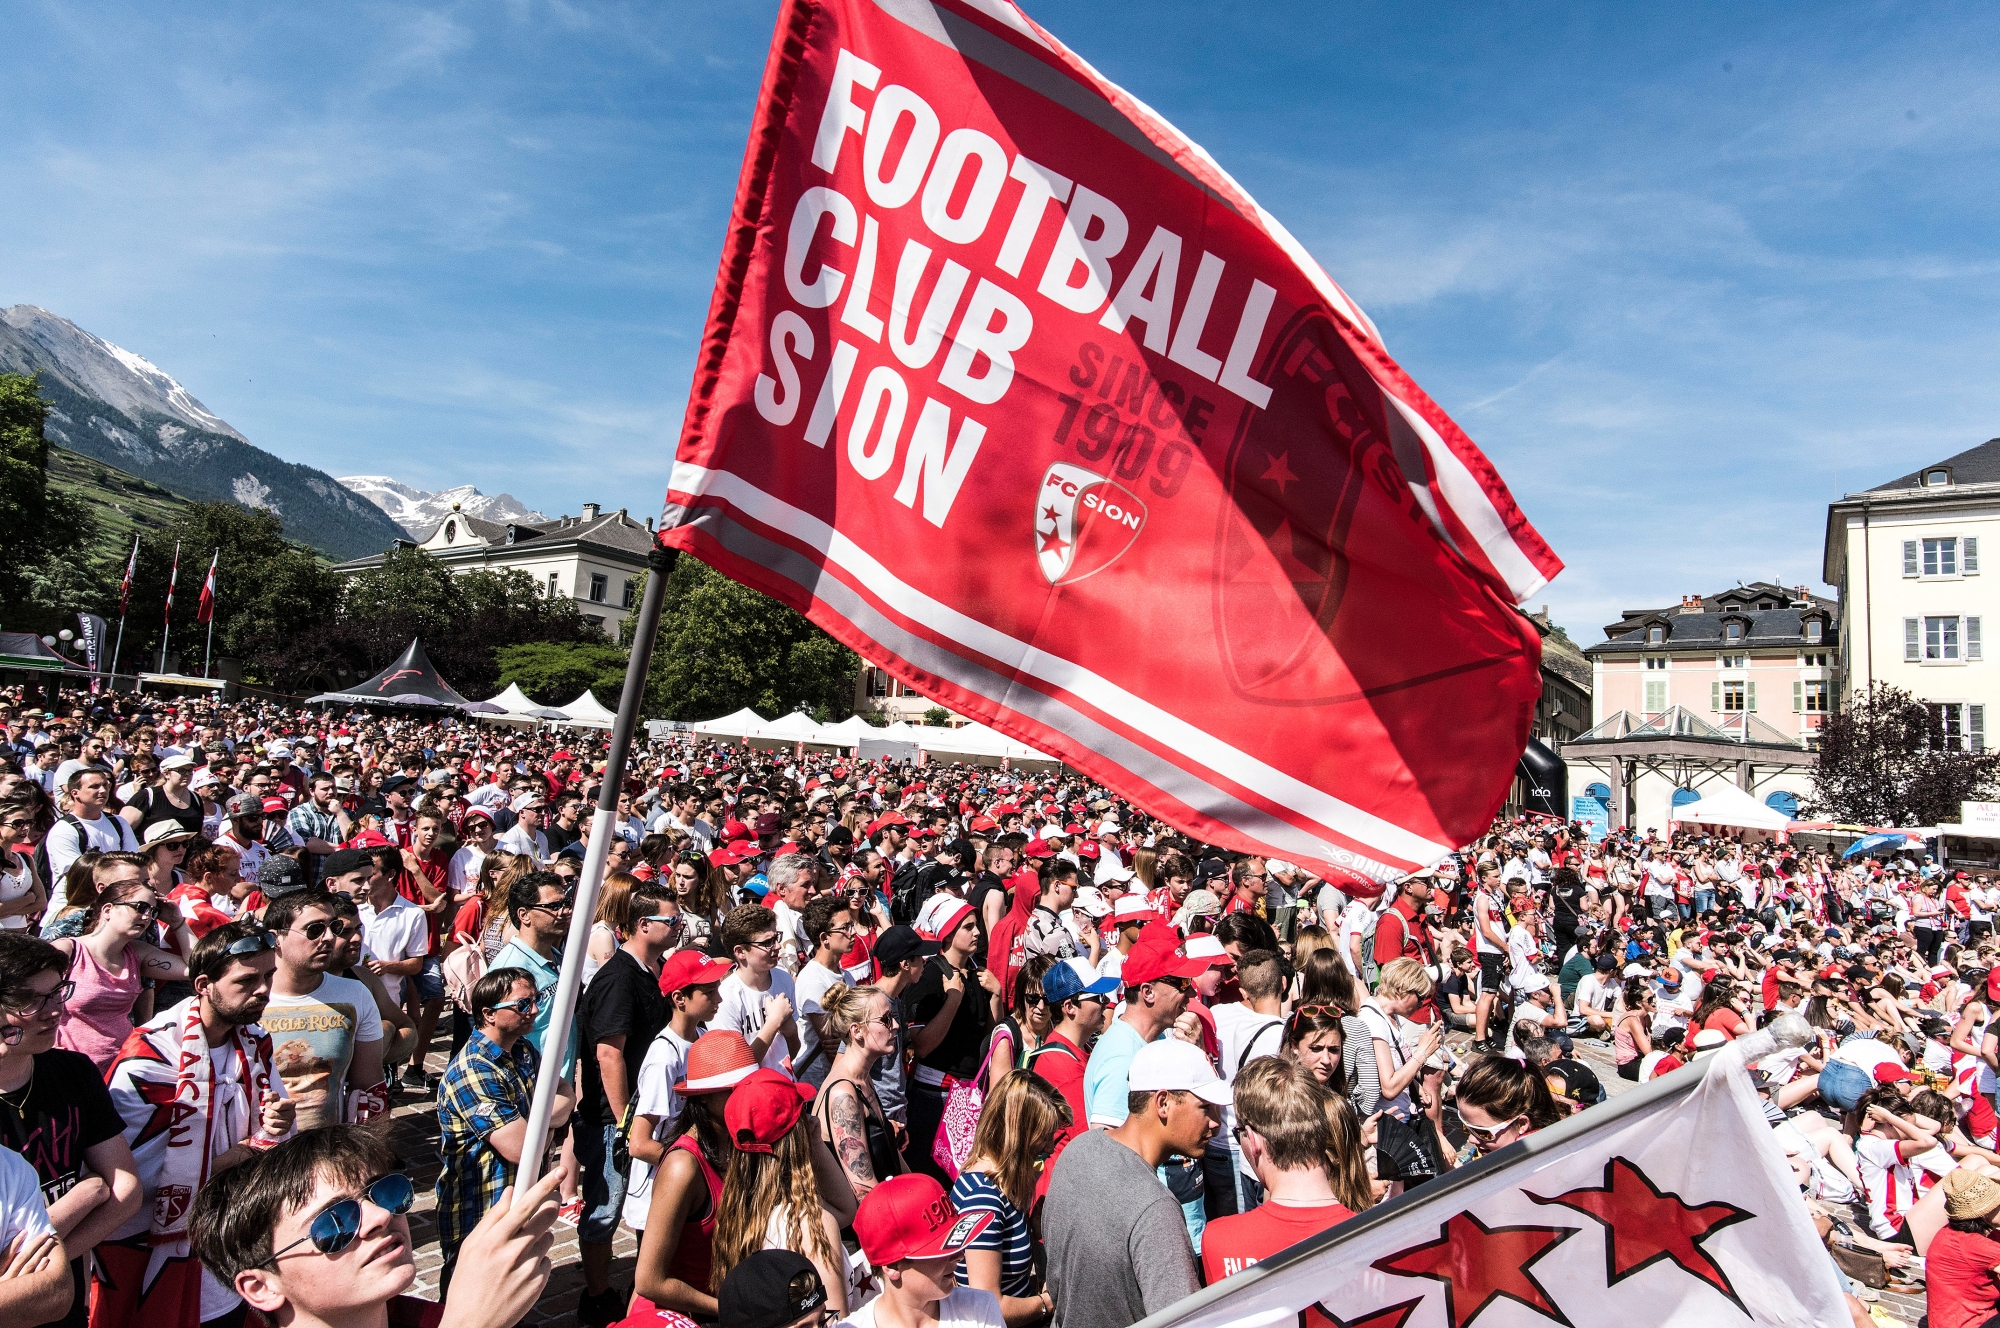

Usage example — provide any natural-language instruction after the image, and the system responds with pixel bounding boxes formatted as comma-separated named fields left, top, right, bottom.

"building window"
left=1927, top=468, right=1952, bottom=486
left=444, top=519, right=456, bottom=542
left=1644, top=679, right=1667, bottom=713
left=586, top=614, right=605, bottom=635
left=547, top=572, right=559, bottom=597
left=1757, top=600, right=1774, bottom=611
left=1647, top=626, right=1663, bottom=644
left=622, top=579, right=636, bottom=610
left=1801, top=652, right=1828, bottom=667
left=1805, top=619, right=1823, bottom=644
left=1725, top=621, right=1743, bottom=642
left=1927, top=616, right=1961, bottom=660
left=589, top=573, right=607, bottom=603
left=1929, top=703, right=1987, bottom=752
left=1795, top=680, right=1829, bottom=713
left=1718, top=655, right=1747, bottom=669
left=1644, top=656, right=1667, bottom=670
left=1927, top=538, right=1960, bottom=577
left=1717, top=680, right=1750, bottom=712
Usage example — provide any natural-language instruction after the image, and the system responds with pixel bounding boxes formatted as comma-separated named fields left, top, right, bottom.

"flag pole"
left=108, top=534, right=138, bottom=691
left=512, top=543, right=677, bottom=1200
left=201, top=549, right=219, bottom=678
left=202, top=619, right=215, bottom=679
left=158, top=540, right=180, bottom=674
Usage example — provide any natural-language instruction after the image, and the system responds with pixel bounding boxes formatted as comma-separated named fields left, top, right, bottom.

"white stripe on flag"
left=670, top=461, right=1454, bottom=870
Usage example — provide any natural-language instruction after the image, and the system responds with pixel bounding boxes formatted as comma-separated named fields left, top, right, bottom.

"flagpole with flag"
left=158, top=541, right=179, bottom=674
left=107, top=534, right=139, bottom=689
left=197, top=550, right=219, bottom=678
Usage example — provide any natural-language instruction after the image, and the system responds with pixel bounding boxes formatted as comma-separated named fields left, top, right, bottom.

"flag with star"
left=1130, top=1034, right=1849, bottom=1328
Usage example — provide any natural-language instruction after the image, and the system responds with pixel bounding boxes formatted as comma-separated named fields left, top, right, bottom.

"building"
left=1824, top=438, right=2000, bottom=753
left=1565, top=582, right=1834, bottom=831
left=333, top=502, right=655, bottom=639
left=854, top=665, right=965, bottom=724
left=1528, top=607, right=1591, bottom=746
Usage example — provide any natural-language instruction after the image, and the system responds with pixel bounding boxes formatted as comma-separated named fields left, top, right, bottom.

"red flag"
left=163, top=541, right=180, bottom=624
left=1131, top=1032, right=1849, bottom=1328
left=661, top=0, right=1561, bottom=889
left=117, top=535, right=139, bottom=617
left=196, top=551, right=218, bottom=624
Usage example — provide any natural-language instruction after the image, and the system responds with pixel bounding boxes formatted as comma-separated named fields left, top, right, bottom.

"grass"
left=44, top=442, right=197, bottom=566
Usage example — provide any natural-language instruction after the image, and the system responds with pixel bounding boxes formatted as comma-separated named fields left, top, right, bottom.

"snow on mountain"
left=337, top=476, right=547, bottom=539
left=0, top=305, right=246, bottom=442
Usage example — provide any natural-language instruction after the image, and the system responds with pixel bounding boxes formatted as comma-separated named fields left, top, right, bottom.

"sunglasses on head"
left=268, top=1174, right=416, bottom=1261
left=222, top=931, right=279, bottom=958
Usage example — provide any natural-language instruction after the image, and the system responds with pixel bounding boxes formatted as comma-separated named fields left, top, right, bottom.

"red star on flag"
left=1322, top=1298, right=1422, bottom=1328
left=1042, top=504, right=1060, bottom=522
left=1039, top=528, right=1070, bottom=557
left=1372, top=1211, right=1576, bottom=1328
left=1260, top=449, right=1301, bottom=495
left=1527, top=1156, right=1754, bottom=1312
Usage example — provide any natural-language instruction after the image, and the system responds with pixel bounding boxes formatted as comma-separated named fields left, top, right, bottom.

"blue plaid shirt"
left=435, top=1029, right=539, bottom=1254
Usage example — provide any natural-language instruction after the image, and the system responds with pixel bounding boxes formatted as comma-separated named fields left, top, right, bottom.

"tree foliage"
left=625, top=558, right=858, bottom=722
left=0, top=373, right=103, bottom=633
left=494, top=641, right=631, bottom=708
left=1806, top=683, right=2000, bottom=826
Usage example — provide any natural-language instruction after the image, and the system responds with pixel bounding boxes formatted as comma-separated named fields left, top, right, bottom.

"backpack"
left=32, top=814, right=89, bottom=896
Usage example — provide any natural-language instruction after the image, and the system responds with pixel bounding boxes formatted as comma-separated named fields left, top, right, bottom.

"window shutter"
left=1747, top=681, right=1757, bottom=711
left=1906, top=618, right=1921, bottom=661
left=1711, top=681, right=1721, bottom=712
left=1968, top=537, right=1981, bottom=574
left=1975, top=706, right=1987, bottom=753
left=1971, top=617, right=1983, bottom=661
left=1793, top=680, right=1803, bottom=712
left=1905, top=540, right=1921, bottom=576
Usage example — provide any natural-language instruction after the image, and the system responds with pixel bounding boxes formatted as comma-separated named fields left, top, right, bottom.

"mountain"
left=338, top=475, right=546, bottom=540
left=0, top=305, right=408, bottom=560
left=44, top=444, right=200, bottom=568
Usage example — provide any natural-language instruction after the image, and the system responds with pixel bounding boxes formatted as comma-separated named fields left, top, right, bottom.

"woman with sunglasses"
left=951, top=1070, right=1069, bottom=1326
left=984, top=955, right=1058, bottom=1092
left=52, top=872, right=191, bottom=1073
left=1452, top=1055, right=1564, bottom=1160
left=0, top=933, right=143, bottom=1327
left=0, top=786, right=51, bottom=935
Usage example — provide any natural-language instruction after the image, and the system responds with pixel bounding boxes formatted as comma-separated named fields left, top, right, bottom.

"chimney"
left=645, top=516, right=654, bottom=532
left=1680, top=593, right=1703, bottom=612
left=581, top=502, right=600, bottom=522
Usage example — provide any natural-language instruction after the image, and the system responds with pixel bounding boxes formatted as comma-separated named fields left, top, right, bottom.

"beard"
left=211, top=992, right=270, bottom=1027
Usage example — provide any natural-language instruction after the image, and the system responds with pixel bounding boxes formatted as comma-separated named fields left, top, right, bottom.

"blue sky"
left=5, top=1, right=1998, bottom=642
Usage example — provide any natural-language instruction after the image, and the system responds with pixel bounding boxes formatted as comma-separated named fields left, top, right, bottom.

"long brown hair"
left=963, top=1070, right=1071, bottom=1214
left=595, top=872, right=638, bottom=938
left=709, top=1121, right=840, bottom=1293
left=1298, top=949, right=1362, bottom=1015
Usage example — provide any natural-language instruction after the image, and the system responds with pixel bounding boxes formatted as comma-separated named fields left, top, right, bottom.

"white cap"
left=1098, top=861, right=1136, bottom=884
left=1264, top=859, right=1297, bottom=876
left=1097, top=818, right=1121, bottom=836
left=1072, top=886, right=1112, bottom=918
left=1040, top=826, right=1068, bottom=841
left=1112, top=896, right=1155, bottom=922
left=1128, top=1038, right=1232, bottom=1105
left=160, top=754, right=197, bottom=771
left=1184, top=934, right=1228, bottom=961
left=1517, top=973, right=1551, bottom=994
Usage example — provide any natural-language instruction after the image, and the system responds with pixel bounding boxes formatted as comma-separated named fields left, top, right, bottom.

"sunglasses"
left=113, top=901, right=160, bottom=922
left=1, top=979, right=77, bottom=1029
left=639, top=914, right=683, bottom=929
left=269, top=1174, right=416, bottom=1261
left=291, top=919, right=353, bottom=941
left=221, top=931, right=279, bottom=959
left=489, top=996, right=539, bottom=1015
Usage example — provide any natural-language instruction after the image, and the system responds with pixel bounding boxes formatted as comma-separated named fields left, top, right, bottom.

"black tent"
left=306, top=638, right=473, bottom=709
left=1516, top=737, right=1568, bottom=818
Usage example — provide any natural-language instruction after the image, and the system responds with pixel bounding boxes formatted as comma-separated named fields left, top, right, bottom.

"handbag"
left=442, top=942, right=485, bottom=1014
left=1828, top=1240, right=1887, bottom=1290
left=1375, top=1111, right=1444, bottom=1184
left=931, top=1034, right=1001, bottom=1181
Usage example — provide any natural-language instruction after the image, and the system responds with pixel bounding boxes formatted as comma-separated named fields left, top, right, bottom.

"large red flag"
left=196, top=551, right=218, bottom=624
left=117, top=535, right=139, bottom=617
left=662, top=0, right=1562, bottom=888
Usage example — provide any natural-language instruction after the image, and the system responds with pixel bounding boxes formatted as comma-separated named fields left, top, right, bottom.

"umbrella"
left=1844, top=832, right=1922, bottom=858
left=527, top=707, right=572, bottom=721
left=461, top=701, right=507, bottom=715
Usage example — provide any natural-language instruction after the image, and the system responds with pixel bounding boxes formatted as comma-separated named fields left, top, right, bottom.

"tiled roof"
left=1870, top=438, right=2000, bottom=492
left=1588, top=605, right=1835, bottom=655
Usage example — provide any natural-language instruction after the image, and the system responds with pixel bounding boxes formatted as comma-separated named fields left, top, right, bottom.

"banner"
left=196, top=551, right=218, bottom=624
left=1133, top=1032, right=1849, bottom=1328
left=75, top=613, right=108, bottom=673
left=662, top=0, right=1561, bottom=888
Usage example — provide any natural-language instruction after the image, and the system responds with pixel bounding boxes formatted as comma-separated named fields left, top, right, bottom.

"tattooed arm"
left=825, top=1079, right=880, bottom=1198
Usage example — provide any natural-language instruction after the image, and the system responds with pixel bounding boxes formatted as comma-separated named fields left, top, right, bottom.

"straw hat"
left=1944, top=1167, right=2000, bottom=1221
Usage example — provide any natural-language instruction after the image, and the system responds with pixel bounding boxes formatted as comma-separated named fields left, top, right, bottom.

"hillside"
left=44, top=443, right=196, bottom=568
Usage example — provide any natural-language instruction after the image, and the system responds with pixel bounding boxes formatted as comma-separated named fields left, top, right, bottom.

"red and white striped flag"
left=1135, top=1034, right=1850, bottom=1328
left=163, top=541, right=180, bottom=624
left=660, top=0, right=1561, bottom=891
left=117, top=535, right=139, bottom=617
left=196, top=551, right=218, bottom=624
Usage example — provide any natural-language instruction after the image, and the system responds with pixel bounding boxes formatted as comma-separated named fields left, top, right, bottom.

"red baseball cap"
left=1123, top=940, right=1214, bottom=987
left=1874, top=1063, right=1918, bottom=1085
left=726, top=1069, right=816, bottom=1153
left=673, top=1030, right=760, bottom=1095
left=660, top=950, right=733, bottom=996
left=853, top=1174, right=993, bottom=1267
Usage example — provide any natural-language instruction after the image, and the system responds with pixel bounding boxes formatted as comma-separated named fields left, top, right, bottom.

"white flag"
left=1136, top=1033, right=1850, bottom=1328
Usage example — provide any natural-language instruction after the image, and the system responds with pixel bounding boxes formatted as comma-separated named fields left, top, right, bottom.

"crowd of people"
left=3, top=688, right=2000, bottom=1328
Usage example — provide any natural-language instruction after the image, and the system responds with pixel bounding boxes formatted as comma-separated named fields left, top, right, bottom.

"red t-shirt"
left=1371, top=901, right=1435, bottom=1025
left=1201, top=1200, right=1357, bottom=1326
left=1923, top=1226, right=2000, bottom=1328
left=1760, top=967, right=1781, bottom=1012
left=398, top=855, right=451, bottom=949
left=1027, top=1031, right=1089, bottom=1127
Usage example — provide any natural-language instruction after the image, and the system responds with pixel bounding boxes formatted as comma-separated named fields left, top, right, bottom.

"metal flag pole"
left=513, top=544, right=677, bottom=1200
left=158, top=540, right=180, bottom=674
left=108, top=534, right=138, bottom=691
left=201, top=550, right=219, bottom=678
left=202, top=618, right=215, bottom=679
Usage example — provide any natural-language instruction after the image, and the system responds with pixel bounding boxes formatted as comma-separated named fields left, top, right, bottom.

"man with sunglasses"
left=262, top=888, right=387, bottom=1131
left=489, top=873, right=580, bottom=1079
left=0, top=934, right=142, bottom=1328
left=101, top=919, right=295, bottom=1328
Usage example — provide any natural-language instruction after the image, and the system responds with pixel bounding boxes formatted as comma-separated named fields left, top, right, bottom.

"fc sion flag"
left=117, top=535, right=139, bottom=617
left=1134, top=1033, right=1851, bottom=1328
left=662, top=0, right=1563, bottom=889
left=196, top=551, right=218, bottom=625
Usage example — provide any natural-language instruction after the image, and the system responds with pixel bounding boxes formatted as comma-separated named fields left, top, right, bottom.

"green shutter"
left=1711, top=681, right=1721, bottom=712
left=1793, top=680, right=1803, bottom=712
left=1747, top=681, right=1757, bottom=711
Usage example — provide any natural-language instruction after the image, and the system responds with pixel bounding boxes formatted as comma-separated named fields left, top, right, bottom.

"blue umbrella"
left=1844, top=832, right=1918, bottom=858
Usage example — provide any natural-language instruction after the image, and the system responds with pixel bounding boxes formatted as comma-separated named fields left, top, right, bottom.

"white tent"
left=759, top=711, right=848, bottom=747
left=684, top=707, right=770, bottom=738
left=554, top=688, right=618, bottom=730
left=820, top=715, right=877, bottom=741
left=1672, top=783, right=1795, bottom=833
left=485, top=683, right=542, bottom=715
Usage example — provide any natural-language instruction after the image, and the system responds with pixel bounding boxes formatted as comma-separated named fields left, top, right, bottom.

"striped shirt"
left=951, top=1170, right=1035, bottom=1297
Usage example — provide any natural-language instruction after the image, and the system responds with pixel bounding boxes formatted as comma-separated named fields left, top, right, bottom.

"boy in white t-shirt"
left=624, top=950, right=730, bottom=1231
left=842, top=1174, right=1003, bottom=1328
left=715, top=904, right=800, bottom=1073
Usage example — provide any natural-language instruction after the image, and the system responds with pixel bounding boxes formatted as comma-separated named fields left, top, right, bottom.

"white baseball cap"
left=1098, top=861, right=1136, bottom=884
left=1112, top=896, right=1155, bottom=922
left=1128, top=1038, right=1233, bottom=1105
left=1184, top=934, right=1228, bottom=962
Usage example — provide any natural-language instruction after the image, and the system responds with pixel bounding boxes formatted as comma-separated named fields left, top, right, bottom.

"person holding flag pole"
left=107, top=533, right=138, bottom=687
left=157, top=539, right=180, bottom=674
left=197, top=549, right=219, bottom=678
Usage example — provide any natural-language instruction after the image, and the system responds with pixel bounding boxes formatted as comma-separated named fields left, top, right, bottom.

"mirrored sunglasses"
left=269, top=1174, right=416, bottom=1261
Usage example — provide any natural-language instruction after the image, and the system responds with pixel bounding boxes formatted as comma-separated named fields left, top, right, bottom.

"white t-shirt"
left=447, top=845, right=487, bottom=895
left=1472, top=890, right=1505, bottom=956
left=496, top=824, right=548, bottom=862
left=263, top=975, right=387, bottom=1130
left=41, top=811, right=140, bottom=915
left=358, top=895, right=432, bottom=1004
left=840, top=1287, right=1003, bottom=1328
left=623, top=1025, right=694, bottom=1230
left=1096, top=947, right=1126, bottom=983
left=795, top=960, right=854, bottom=1088
left=772, top=901, right=809, bottom=968
left=1212, top=1002, right=1285, bottom=1175
left=718, top=968, right=800, bottom=1073
left=1337, top=900, right=1378, bottom=977
left=1574, top=973, right=1618, bottom=1015
left=0, top=1146, right=53, bottom=1246
left=1506, top=924, right=1540, bottom=989
left=1855, top=1135, right=1918, bottom=1239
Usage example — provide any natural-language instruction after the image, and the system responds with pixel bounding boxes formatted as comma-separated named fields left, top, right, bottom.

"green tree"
left=622, top=558, right=859, bottom=721
left=341, top=546, right=465, bottom=634
left=1806, top=683, right=2000, bottom=826
left=0, top=373, right=105, bottom=632
left=494, top=641, right=631, bottom=708
left=923, top=706, right=951, bottom=726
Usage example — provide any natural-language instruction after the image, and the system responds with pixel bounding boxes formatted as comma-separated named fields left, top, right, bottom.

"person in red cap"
left=624, top=950, right=733, bottom=1238
left=624, top=1030, right=760, bottom=1326
left=844, top=1173, right=999, bottom=1327
left=1081, top=927, right=1211, bottom=1128
left=715, top=1070, right=859, bottom=1315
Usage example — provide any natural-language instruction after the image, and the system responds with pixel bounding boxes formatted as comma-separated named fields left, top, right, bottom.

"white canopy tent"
left=683, top=707, right=770, bottom=738
left=473, top=683, right=550, bottom=726
left=553, top=688, right=619, bottom=730
left=1671, top=783, right=1796, bottom=833
left=757, top=711, right=849, bottom=748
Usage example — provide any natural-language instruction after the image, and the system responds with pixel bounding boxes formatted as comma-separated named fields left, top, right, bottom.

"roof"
left=336, top=506, right=656, bottom=573
left=1598, top=581, right=1835, bottom=641
left=1588, top=604, right=1835, bottom=655
left=1869, top=438, right=2000, bottom=492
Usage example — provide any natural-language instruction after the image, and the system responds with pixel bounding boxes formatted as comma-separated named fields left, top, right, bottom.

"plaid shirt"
left=286, top=800, right=343, bottom=850
left=436, top=1029, right=539, bottom=1254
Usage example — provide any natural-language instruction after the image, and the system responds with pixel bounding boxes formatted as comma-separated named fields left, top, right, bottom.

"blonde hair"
left=962, top=1071, right=1071, bottom=1214
left=1291, top=924, right=1334, bottom=971
left=710, top=1123, right=840, bottom=1292
left=820, top=982, right=882, bottom=1050
left=1376, top=956, right=1433, bottom=1001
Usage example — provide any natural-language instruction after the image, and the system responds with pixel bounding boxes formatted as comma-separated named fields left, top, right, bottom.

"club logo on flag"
left=1036, top=463, right=1147, bottom=586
